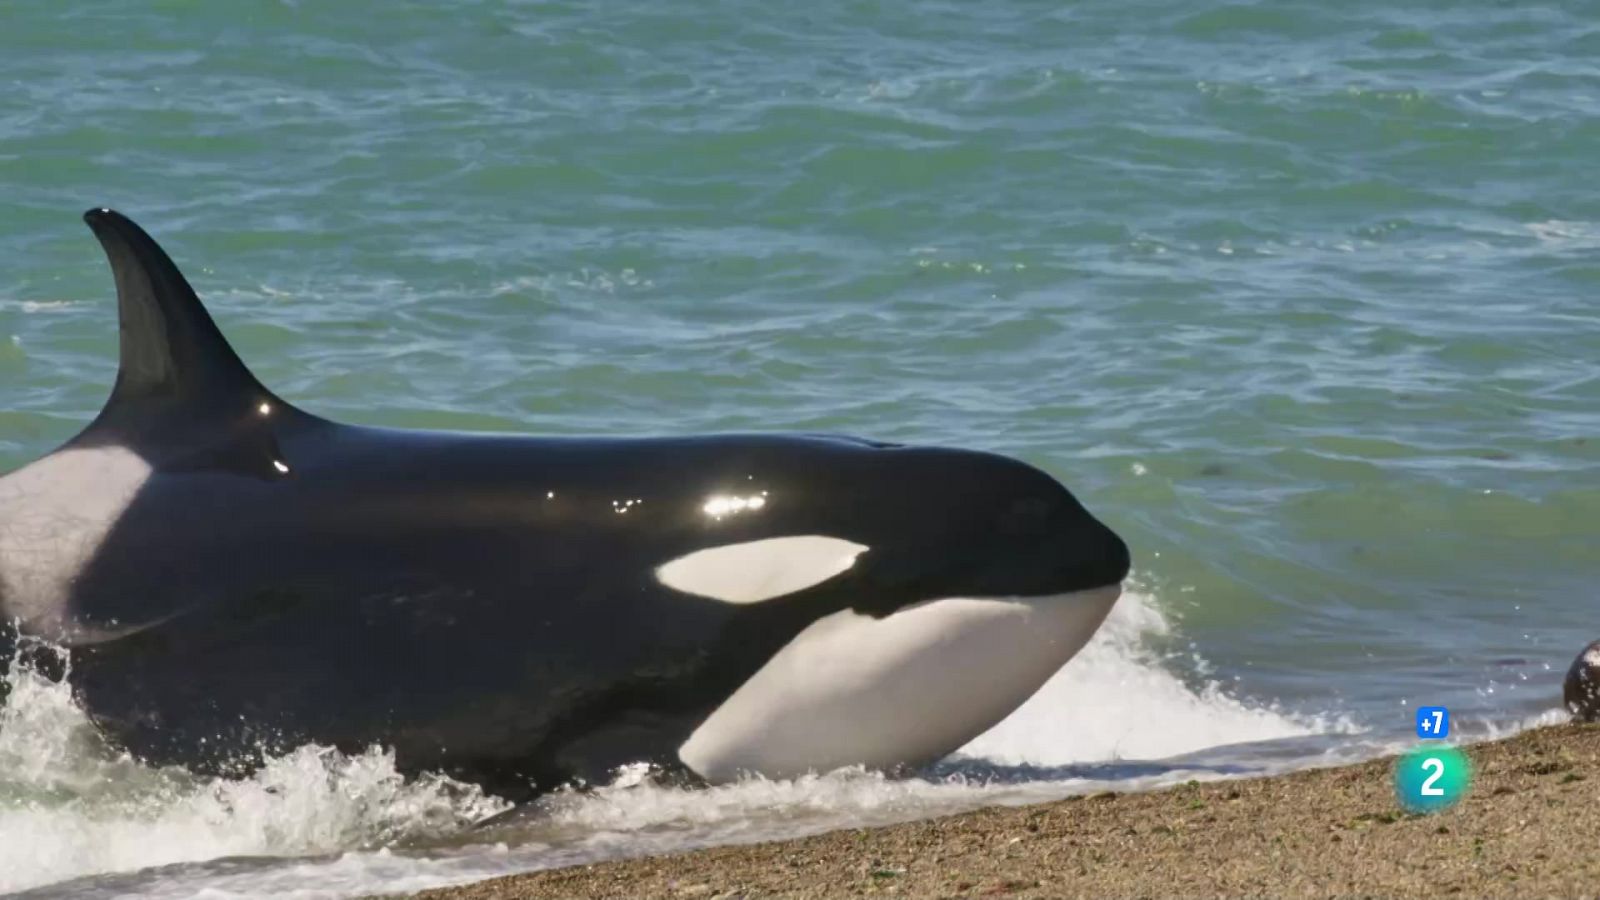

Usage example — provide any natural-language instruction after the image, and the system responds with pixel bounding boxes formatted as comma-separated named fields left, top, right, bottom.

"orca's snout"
left=849, top=447, right=1130, bottom=602
left=990, top=459, right=1131, bottom=595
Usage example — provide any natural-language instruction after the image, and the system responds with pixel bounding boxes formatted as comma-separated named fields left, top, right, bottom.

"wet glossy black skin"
left=1566, top=640, right=1600, bottom=722
left=3, top=211, right=1130, bottom=800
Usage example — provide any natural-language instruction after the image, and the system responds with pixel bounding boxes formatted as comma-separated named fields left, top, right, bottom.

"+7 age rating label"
left=1415, top=706, right=1449, bottom=739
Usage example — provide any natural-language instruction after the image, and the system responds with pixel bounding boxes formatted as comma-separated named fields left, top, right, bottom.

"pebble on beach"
left=1565, top=640, right=1600, bottom=722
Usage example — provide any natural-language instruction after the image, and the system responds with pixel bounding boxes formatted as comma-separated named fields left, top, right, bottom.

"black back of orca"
left=0, top=211, right=1130, bottom=799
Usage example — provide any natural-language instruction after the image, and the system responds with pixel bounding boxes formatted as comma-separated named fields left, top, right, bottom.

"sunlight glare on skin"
left=703, top=493, right=768, bottom=519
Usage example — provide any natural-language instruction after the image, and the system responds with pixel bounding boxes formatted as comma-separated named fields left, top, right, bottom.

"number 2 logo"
left=1420, top=757, right=1445, bottom=796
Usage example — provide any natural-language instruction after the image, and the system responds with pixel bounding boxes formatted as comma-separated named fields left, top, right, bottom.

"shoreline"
left=409, top=722, right=1599, bottom=899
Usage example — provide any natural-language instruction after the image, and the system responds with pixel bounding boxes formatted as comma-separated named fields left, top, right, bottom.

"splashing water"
left=0, top=651, right=508, bottom=895
left=960, top=591, right=1364, bottom=765
left=0, top=589, right=1388, bottom=898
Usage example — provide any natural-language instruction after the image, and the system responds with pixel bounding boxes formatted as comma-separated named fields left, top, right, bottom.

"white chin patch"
left=678, top=585, right=1121, bottom=782
left=655, top=535, right=868, bottom=605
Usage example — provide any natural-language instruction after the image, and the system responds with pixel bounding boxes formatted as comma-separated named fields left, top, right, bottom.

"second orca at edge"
left=0, top=210, right=1131, bottom=800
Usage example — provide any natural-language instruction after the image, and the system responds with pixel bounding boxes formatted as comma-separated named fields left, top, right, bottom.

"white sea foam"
left=0, top=657, right=507, bottom=895
left=959, top=589, right=1355, bottom=765
left=0, top=299, right=78, bottom=314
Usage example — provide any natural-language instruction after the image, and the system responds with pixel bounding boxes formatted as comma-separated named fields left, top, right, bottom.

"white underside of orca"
left=0, top=446, right=151, bottom=637
left=677, top=584, right=1121, bottom=782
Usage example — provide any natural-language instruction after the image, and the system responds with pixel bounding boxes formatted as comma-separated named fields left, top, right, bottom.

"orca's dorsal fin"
left=76, top=210, right=316, bottom=477
left=83, top=208, right=271, bottom=410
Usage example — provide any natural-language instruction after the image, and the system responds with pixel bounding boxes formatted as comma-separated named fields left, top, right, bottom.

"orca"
left=0, top=210, right=1130, bottom=799
left=1567, top=640, right=1600, bottom=722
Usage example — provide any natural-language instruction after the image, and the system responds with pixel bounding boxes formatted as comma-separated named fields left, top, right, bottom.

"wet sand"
left=411, top=722, right=1598, bottom=899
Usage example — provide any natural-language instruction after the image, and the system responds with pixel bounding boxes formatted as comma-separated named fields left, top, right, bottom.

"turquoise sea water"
left=1, top=1, right=1597, bottom=895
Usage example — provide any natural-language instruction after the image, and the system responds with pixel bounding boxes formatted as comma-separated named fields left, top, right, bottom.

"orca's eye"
left=998, top=497, right=1054, bottom=535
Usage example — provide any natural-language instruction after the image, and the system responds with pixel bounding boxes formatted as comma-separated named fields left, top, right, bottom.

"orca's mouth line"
left=933, top=582, right=1125, bottom=601
left=896, top=583, right=1124, bottom=613
left=652, top=532, right=1127, bottom=612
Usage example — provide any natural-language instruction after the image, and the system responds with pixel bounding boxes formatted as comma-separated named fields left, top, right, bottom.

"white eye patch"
left=655, top=535, right=868, bottom=605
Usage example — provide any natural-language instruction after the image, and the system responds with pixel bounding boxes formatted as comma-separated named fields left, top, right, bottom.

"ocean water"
left=1, top=0, right=1596, bottom=896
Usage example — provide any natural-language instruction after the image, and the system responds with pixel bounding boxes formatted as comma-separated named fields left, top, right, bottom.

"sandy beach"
left=410, top=722, right=1599, bottom=899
